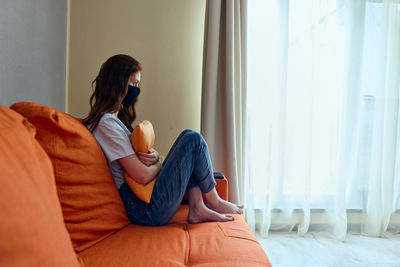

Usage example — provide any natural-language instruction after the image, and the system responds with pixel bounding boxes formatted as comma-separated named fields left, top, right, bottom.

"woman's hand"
left=137, top=149, right=160, bottom=166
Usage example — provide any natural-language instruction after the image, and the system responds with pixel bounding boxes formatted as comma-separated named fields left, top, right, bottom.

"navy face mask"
left=122, top=85, right=141, bottom=107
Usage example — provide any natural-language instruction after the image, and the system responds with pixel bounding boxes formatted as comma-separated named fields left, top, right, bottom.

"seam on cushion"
left=51, top=117, right=62, bottom=201
left=76, top=223, right=131, bottom=253
left=184, top=224, right=190, bottom=266
left=216, top=222, right=259, bottom=244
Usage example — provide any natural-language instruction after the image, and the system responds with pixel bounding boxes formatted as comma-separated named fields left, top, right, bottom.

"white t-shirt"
left=90, top=113, right=135, bottom=189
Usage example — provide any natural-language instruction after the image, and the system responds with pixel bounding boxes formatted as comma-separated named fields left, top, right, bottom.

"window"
left=246, top=0, right=400, bottom=211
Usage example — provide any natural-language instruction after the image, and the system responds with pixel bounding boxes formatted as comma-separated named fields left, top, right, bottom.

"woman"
left=83, top=54, right=243, bottom=226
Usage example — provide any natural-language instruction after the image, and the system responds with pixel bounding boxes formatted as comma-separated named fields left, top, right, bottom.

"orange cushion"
left=79, top=223, right=187, bottom=266
left=10, top=102, right=130, bottom=252
left=79, top=207, right=271, bottom=267
left=0, top=106, right=81, bottom=267
left=215, top=177, right=228, bottom=200
left=188, top=215, right=271, bottom=266
left=126, top=120, right=156, bottom=203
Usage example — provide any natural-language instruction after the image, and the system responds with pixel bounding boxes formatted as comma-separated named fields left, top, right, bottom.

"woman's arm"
left=119, top=154, right=161, bottom=184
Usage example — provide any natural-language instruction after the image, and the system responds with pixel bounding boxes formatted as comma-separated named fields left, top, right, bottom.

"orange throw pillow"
left=0, top=106, right=81, bottom=267
left=126, top=120, right=157, bottom=203
left=10, top=102, right=130, bottom=252
left=131, top=120, right=155, bottom=153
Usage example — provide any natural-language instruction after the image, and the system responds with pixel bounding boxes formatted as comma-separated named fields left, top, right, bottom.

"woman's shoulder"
left=100, top=112, right=116, bottom=121
left=91, top=113, right=119, bottom=134
left=98, top=113, right=121, bottom=125
left=97, top=113, right=130, bottom=134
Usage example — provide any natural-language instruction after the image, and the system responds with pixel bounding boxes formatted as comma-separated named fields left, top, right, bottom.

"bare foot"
left=205, top=197, right=244, bottom=215
left=188, top=202, right=234, bottom=224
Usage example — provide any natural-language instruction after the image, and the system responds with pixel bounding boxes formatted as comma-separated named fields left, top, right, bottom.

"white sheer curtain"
left=245, top=0, right=400, bottom=240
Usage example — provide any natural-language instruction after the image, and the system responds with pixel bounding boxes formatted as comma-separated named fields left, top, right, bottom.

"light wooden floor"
left=256, top=232, right=400, bottom=267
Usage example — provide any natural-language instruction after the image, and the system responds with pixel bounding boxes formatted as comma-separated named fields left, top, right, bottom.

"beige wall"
left=68, top=0, right=206, bottom=155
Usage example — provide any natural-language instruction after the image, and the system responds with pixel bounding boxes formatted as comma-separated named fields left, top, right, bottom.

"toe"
left=224, top=215, right=234, bottom=221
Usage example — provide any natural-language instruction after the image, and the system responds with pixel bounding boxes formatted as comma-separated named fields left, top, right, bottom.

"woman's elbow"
left=131, top=168, right=153, bottom=184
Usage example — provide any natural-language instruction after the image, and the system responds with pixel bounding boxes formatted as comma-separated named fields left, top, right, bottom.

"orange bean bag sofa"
left=0, top=102, right=271, bottom=267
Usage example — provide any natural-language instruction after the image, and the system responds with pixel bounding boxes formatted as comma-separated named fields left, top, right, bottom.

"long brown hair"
left=82, top=54, right=142, bottom=132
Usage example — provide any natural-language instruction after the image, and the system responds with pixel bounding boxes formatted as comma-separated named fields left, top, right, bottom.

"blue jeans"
left=119, top=130, right=216, bottom=226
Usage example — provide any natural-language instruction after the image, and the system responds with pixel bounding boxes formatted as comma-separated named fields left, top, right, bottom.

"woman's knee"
left=179, top=129, right=198, bottom=140
left=181, top=130, right=206, bottom=147
left=176, top=129, right=196, bottom=143
left=180, top=129, right=193, bottom=136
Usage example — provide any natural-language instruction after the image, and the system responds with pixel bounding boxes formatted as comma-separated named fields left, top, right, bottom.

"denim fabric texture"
left=119, top=130, right=216, bottom=226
